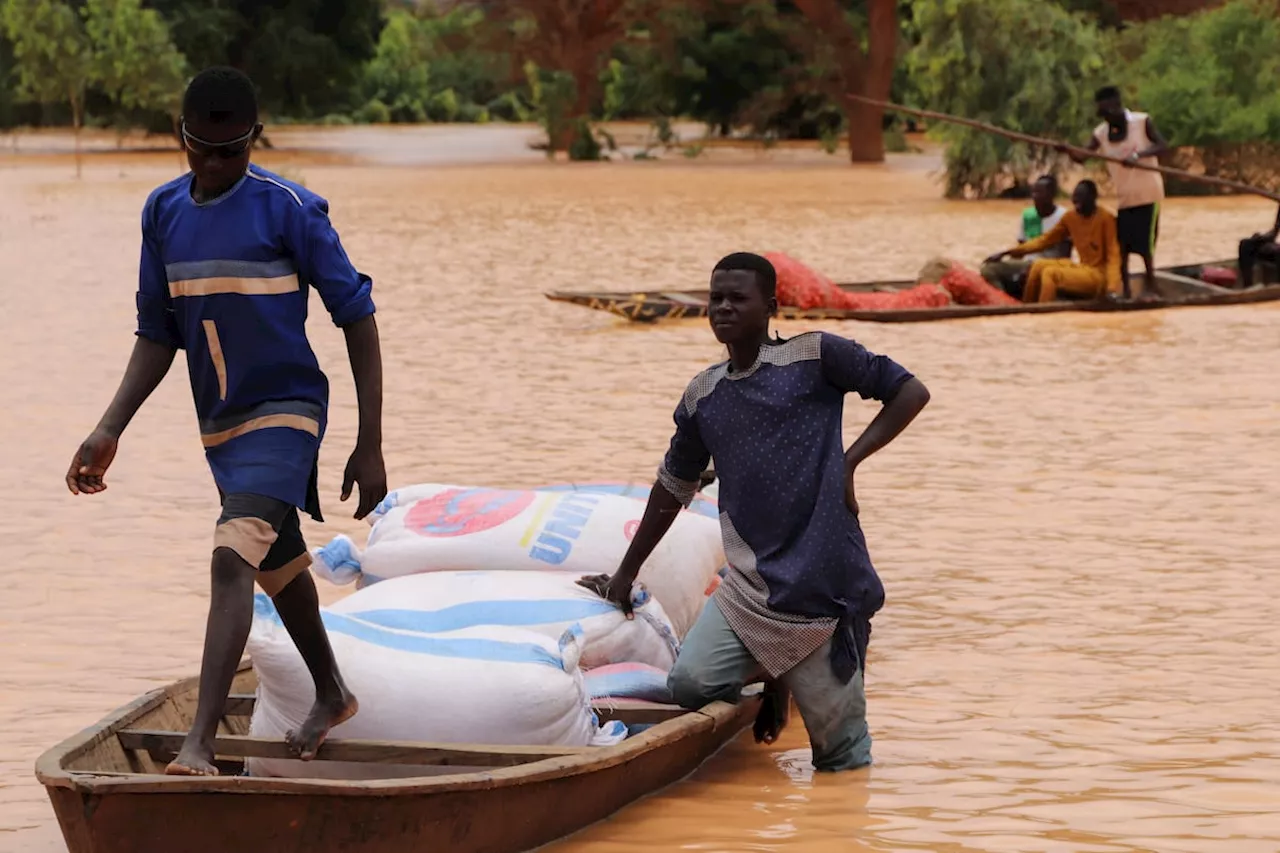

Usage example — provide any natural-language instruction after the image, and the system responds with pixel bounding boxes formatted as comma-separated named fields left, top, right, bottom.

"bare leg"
left=272, top=570, right=358, bottom=759
left=1141, top=253, right=1158, bottom=300
left=166, top=548, right=256, bottom=776
left=1239, top=238, right=1258, bottom=288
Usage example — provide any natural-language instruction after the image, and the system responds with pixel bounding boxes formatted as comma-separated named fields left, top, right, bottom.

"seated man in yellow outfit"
left=985, top=180, right=1122, bottom=303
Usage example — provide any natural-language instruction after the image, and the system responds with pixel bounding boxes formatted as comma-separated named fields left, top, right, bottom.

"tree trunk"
left=846, top=0, right=897, bottom=163
left=557, top=68, right=596, bottom=154
left=70, top=89, right=83, bottom=179
left=793, top=0, right=899, bottom=164
left=845, top=93, right=885, bottom=163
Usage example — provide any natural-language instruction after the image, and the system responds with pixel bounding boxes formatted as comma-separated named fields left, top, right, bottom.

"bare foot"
left=285, top=690, right=359, bottom=760
left=165, top=745, right=219, bottom=776
left=753, top=683, right=791, bottom=745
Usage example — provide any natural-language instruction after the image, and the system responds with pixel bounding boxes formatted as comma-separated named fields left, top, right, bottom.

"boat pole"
left=848, top=94, right=1280, bottom=204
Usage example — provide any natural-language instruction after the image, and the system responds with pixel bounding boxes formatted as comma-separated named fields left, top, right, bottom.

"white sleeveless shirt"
left=1093, top=110, right=1165, bottom=209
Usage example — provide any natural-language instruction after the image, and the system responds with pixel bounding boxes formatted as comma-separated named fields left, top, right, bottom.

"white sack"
left=314, top=484, right=725, bottom=638
left=327, top=571, right=679, bottom=671
left=245, top=594, right=624, bottom=781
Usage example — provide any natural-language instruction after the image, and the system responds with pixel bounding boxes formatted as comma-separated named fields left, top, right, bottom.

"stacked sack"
left=248, top=480, right=726, bottom=778
left=311, top=483, right=725, bottom=638
left=247, top=592, right=627, bottom=780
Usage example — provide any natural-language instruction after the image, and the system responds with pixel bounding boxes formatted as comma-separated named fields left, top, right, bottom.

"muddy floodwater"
left=1, top=125, right=1278, bottom=852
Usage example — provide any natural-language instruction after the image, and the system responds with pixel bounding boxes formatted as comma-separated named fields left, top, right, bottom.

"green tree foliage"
left=146, top=0, right=384, bottom=117
left=1115, top=0, right=1280, bottom=147
left=909, top=0, right=1107, bottom=197
left=658, top=1, right=797, bottom=136
left=0, top=33, right=19, bottom=127
left=1112, top=0, right=1280, bottom=189
left=359, top=5, right=506, bottom=124
left=362, top=8, right=432, bottom=122
left=1053, top=0, right=1124, bottom=27
left=83, top=0, right=186, bottom=124
left=1, top=0, right=92, bottom=171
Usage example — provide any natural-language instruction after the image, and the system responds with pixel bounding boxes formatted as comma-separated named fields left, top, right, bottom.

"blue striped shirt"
left=136, top=166, right=375, bottom=447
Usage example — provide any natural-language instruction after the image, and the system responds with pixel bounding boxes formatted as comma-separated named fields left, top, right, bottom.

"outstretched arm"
left=341, top=315, right=386, bottom=519
left=579, top=390, right=710, bottom=616
left=96, top=339, right=177, bottom=437
left=68, top=204, right=180, bottom=495
left=579, top=482, right=686, bottom=618
left=989, top=218, right=1071, bottom=263
left=67, top=338, right=176, bottom=494
left=287, top=195, right=386, bottom=518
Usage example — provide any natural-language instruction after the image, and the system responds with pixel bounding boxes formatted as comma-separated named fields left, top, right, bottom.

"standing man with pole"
left=1064, top=86, right=1169, bottom=300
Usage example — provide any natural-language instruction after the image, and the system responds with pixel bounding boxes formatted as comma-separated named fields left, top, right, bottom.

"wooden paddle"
left=848, top=94, right=1280, bottom=204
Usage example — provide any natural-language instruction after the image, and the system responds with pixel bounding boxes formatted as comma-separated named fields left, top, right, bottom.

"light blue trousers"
left=667, top=598, right=872, bottom=771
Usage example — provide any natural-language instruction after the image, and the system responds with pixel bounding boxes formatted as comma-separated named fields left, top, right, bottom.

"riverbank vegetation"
left=1, top=0, right=1276, bottom=195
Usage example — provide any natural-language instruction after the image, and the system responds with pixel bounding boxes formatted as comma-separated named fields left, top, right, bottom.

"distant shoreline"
left=0, top=122, right=943, bottom=169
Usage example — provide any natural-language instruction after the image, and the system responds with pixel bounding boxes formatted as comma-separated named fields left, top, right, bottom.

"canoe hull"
left=46, top=710, right=747, bottom=853
left=545, top=258, right=1280, bottom=324
left=38, top=665, right=760, bottom=853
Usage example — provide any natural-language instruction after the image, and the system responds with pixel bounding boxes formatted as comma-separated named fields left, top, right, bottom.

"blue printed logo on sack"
left=405, top=488, right=536, bottom=537
left=529, top=493, right=600, bottom=565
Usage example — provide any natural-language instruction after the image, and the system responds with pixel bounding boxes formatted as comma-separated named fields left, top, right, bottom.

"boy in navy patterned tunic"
left=581, top=253, right=930, bottom=770
left=65, top=68, right=386, bottom=775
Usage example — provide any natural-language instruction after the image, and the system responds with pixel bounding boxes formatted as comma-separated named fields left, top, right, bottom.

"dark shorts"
left=213, top=484, right=319, bottom=597
left=1117, top=203, right=1160, bottom=256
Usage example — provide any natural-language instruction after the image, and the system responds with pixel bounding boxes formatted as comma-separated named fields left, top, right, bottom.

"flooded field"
left=1, top=125, right=1278, bottom=852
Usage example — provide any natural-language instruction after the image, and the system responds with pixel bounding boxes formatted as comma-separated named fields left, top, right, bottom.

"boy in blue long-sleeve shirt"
left=66, top=67, right=386, bottom=775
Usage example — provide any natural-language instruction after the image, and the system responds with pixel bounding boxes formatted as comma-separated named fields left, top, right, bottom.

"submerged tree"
left=1114, top=0, right=1280, bottom=187
left=83, top=0, right=188, bottom=142
left=909, top=0, right=1107, bottom=196
left=0, top=0, right=92, bottom=175
left=789, top=0, right=899, bottom=163
left=465, top=0, right=654, bottom=156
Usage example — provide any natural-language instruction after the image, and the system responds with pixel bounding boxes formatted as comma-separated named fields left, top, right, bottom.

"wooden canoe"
left=545, top=258, right=1280, bottom=324
left=36, top=662, right=761, bottom=853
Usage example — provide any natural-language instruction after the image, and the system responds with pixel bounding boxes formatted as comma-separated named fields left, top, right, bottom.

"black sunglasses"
left=181, top=122, right=257, bottom=159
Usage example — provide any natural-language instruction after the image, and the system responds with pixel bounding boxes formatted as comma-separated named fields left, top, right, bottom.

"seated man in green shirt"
left=981, top=175, right=1073, bottom=298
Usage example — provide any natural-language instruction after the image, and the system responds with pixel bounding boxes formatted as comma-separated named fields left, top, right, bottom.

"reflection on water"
left=1, top=130, right=1278, bottom=852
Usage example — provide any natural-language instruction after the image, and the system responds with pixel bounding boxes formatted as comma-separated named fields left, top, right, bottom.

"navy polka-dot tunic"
left=657, top=332, right=913, bottom=682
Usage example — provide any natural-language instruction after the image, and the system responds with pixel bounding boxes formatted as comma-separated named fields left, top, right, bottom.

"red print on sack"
left=404, top=488, right=536, bottom=537
left=624, top=520, right=640, bottom=542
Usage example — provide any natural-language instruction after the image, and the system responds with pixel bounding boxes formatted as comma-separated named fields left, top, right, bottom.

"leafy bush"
left=1116, top=0, right=1280, bottom=147
left=426, top=88, right=458, bottom=122
left=486, top=91, right=532, bottom=123
left=456, top=102, right=489, bottom=124
left=354, top=98, right=391, bottom=125
left=1111, top=0, right=1280, bottom=189
left=909, top=0, right=1107, bottom=197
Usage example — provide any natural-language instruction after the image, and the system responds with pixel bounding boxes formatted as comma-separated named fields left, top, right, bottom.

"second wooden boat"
left=545, top=258, right=1280, bottom=324
left=37, top=662, right=761, bottom=853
